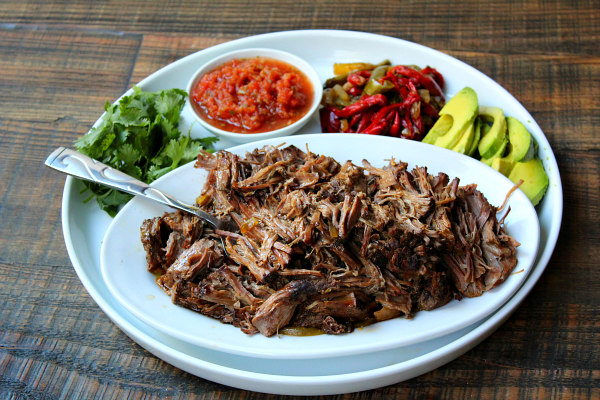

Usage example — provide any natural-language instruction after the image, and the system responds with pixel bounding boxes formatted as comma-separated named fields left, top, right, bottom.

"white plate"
left=62, top=30, right=563, bottom=394
left=101, top=134, right=540, bottom=359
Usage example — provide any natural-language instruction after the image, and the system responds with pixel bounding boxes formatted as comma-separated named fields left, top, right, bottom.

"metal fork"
left=44, top=147, right=238, bottom=234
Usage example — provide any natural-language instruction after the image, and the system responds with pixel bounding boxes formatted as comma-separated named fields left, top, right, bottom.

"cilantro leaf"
left=74, top=86, right=218, bottom=216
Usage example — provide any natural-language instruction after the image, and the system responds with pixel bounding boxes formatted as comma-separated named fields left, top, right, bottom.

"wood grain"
left=0, top=0, right=598, bottom=398
left=130, top=34, right=231, bottom=85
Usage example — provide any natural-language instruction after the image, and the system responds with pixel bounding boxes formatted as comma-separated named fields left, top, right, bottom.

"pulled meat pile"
left=140, top=145, right=519, bottom=337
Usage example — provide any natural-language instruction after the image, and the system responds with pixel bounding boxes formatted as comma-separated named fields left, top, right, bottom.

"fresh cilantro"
left=74, top=86, right=218, bottom=217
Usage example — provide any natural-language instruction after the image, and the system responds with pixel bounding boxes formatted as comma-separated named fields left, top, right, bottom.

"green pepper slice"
left=363, top=65, right=394, bottom=95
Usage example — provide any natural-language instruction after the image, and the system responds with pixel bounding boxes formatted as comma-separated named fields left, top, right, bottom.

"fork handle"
left=44, top=147, right=222, bottom=228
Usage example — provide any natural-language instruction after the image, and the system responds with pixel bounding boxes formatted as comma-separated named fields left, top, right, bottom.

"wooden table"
left=1, top=1, right=598, bottom=398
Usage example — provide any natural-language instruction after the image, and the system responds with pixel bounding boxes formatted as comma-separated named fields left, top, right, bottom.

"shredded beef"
left=139, top=144, right=520, bottom=337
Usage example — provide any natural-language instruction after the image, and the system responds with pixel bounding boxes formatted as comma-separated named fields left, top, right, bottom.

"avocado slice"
left=422, top=114, right=453, bottom=144
left=491, top=156, right=516, bottom=176
left=422, top=87, right=478, bottom=149
left=488, top=116, right=539, bottom=175
left=480, top=134, right=508, bottom=167
left=466, top=117, right=481, bottom=157
left=451, top=120, right=475, bottom=154
left=505, top=117, right=536, bottom=162
left=508, top=158, right=549, bottom=206
left=477, top=106, right=507, bottom=159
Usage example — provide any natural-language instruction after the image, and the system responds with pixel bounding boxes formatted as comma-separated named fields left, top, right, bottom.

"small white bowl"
left=185, top=48, right=322, bottom=144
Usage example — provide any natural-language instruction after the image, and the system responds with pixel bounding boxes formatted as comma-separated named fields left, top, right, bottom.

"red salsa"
left=190, top=57, right=314, bottom=134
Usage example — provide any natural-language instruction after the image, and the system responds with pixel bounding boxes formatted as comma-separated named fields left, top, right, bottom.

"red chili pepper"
left=320, top=106, right=340, bottom=133
left=349, top=112, right=363, bottom=129
left=370, top=102, right=400, bottom=122
left=347, top=72, right=368, bottom=86
left=361, top=107, right=395, bottom=135
left=401, top=86, right=420, bottom=109
left=334, top=94, right=388, bottom=118
left=388, top=65, right=445, bottom=100
left=361, top=122, right=386, bottom=135
left=389, top=110, right=401, bottom=137
left=347, top=86, right=362, bottom=96
left=420, top=66, right=445, bottom=90
left=383, top=71, right=410, bottom=98
left=355, top=110, right=373, bottom=132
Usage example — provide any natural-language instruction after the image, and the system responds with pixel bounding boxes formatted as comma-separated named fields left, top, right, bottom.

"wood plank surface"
left=0, top=0, right=598, bottom=398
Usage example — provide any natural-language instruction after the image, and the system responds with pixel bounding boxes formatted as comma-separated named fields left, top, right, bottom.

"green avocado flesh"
left=423, top=114, right=453, bottom=144
left=422, top=87, right=478, bottom=149
left=477, top=106, right=507, bottom=159
left=508, top=158, right=549, bottom=206
left=466, top=117, right=481, bottom=156
left=491, top=156, right=515, bottom=176
left=488, top=116, right=537, bottom=175
left=505, top=116, right=536, bottom=163
left=451, top=119, right=475, bottom=154
left=480, top=134, right=508, bottom=166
